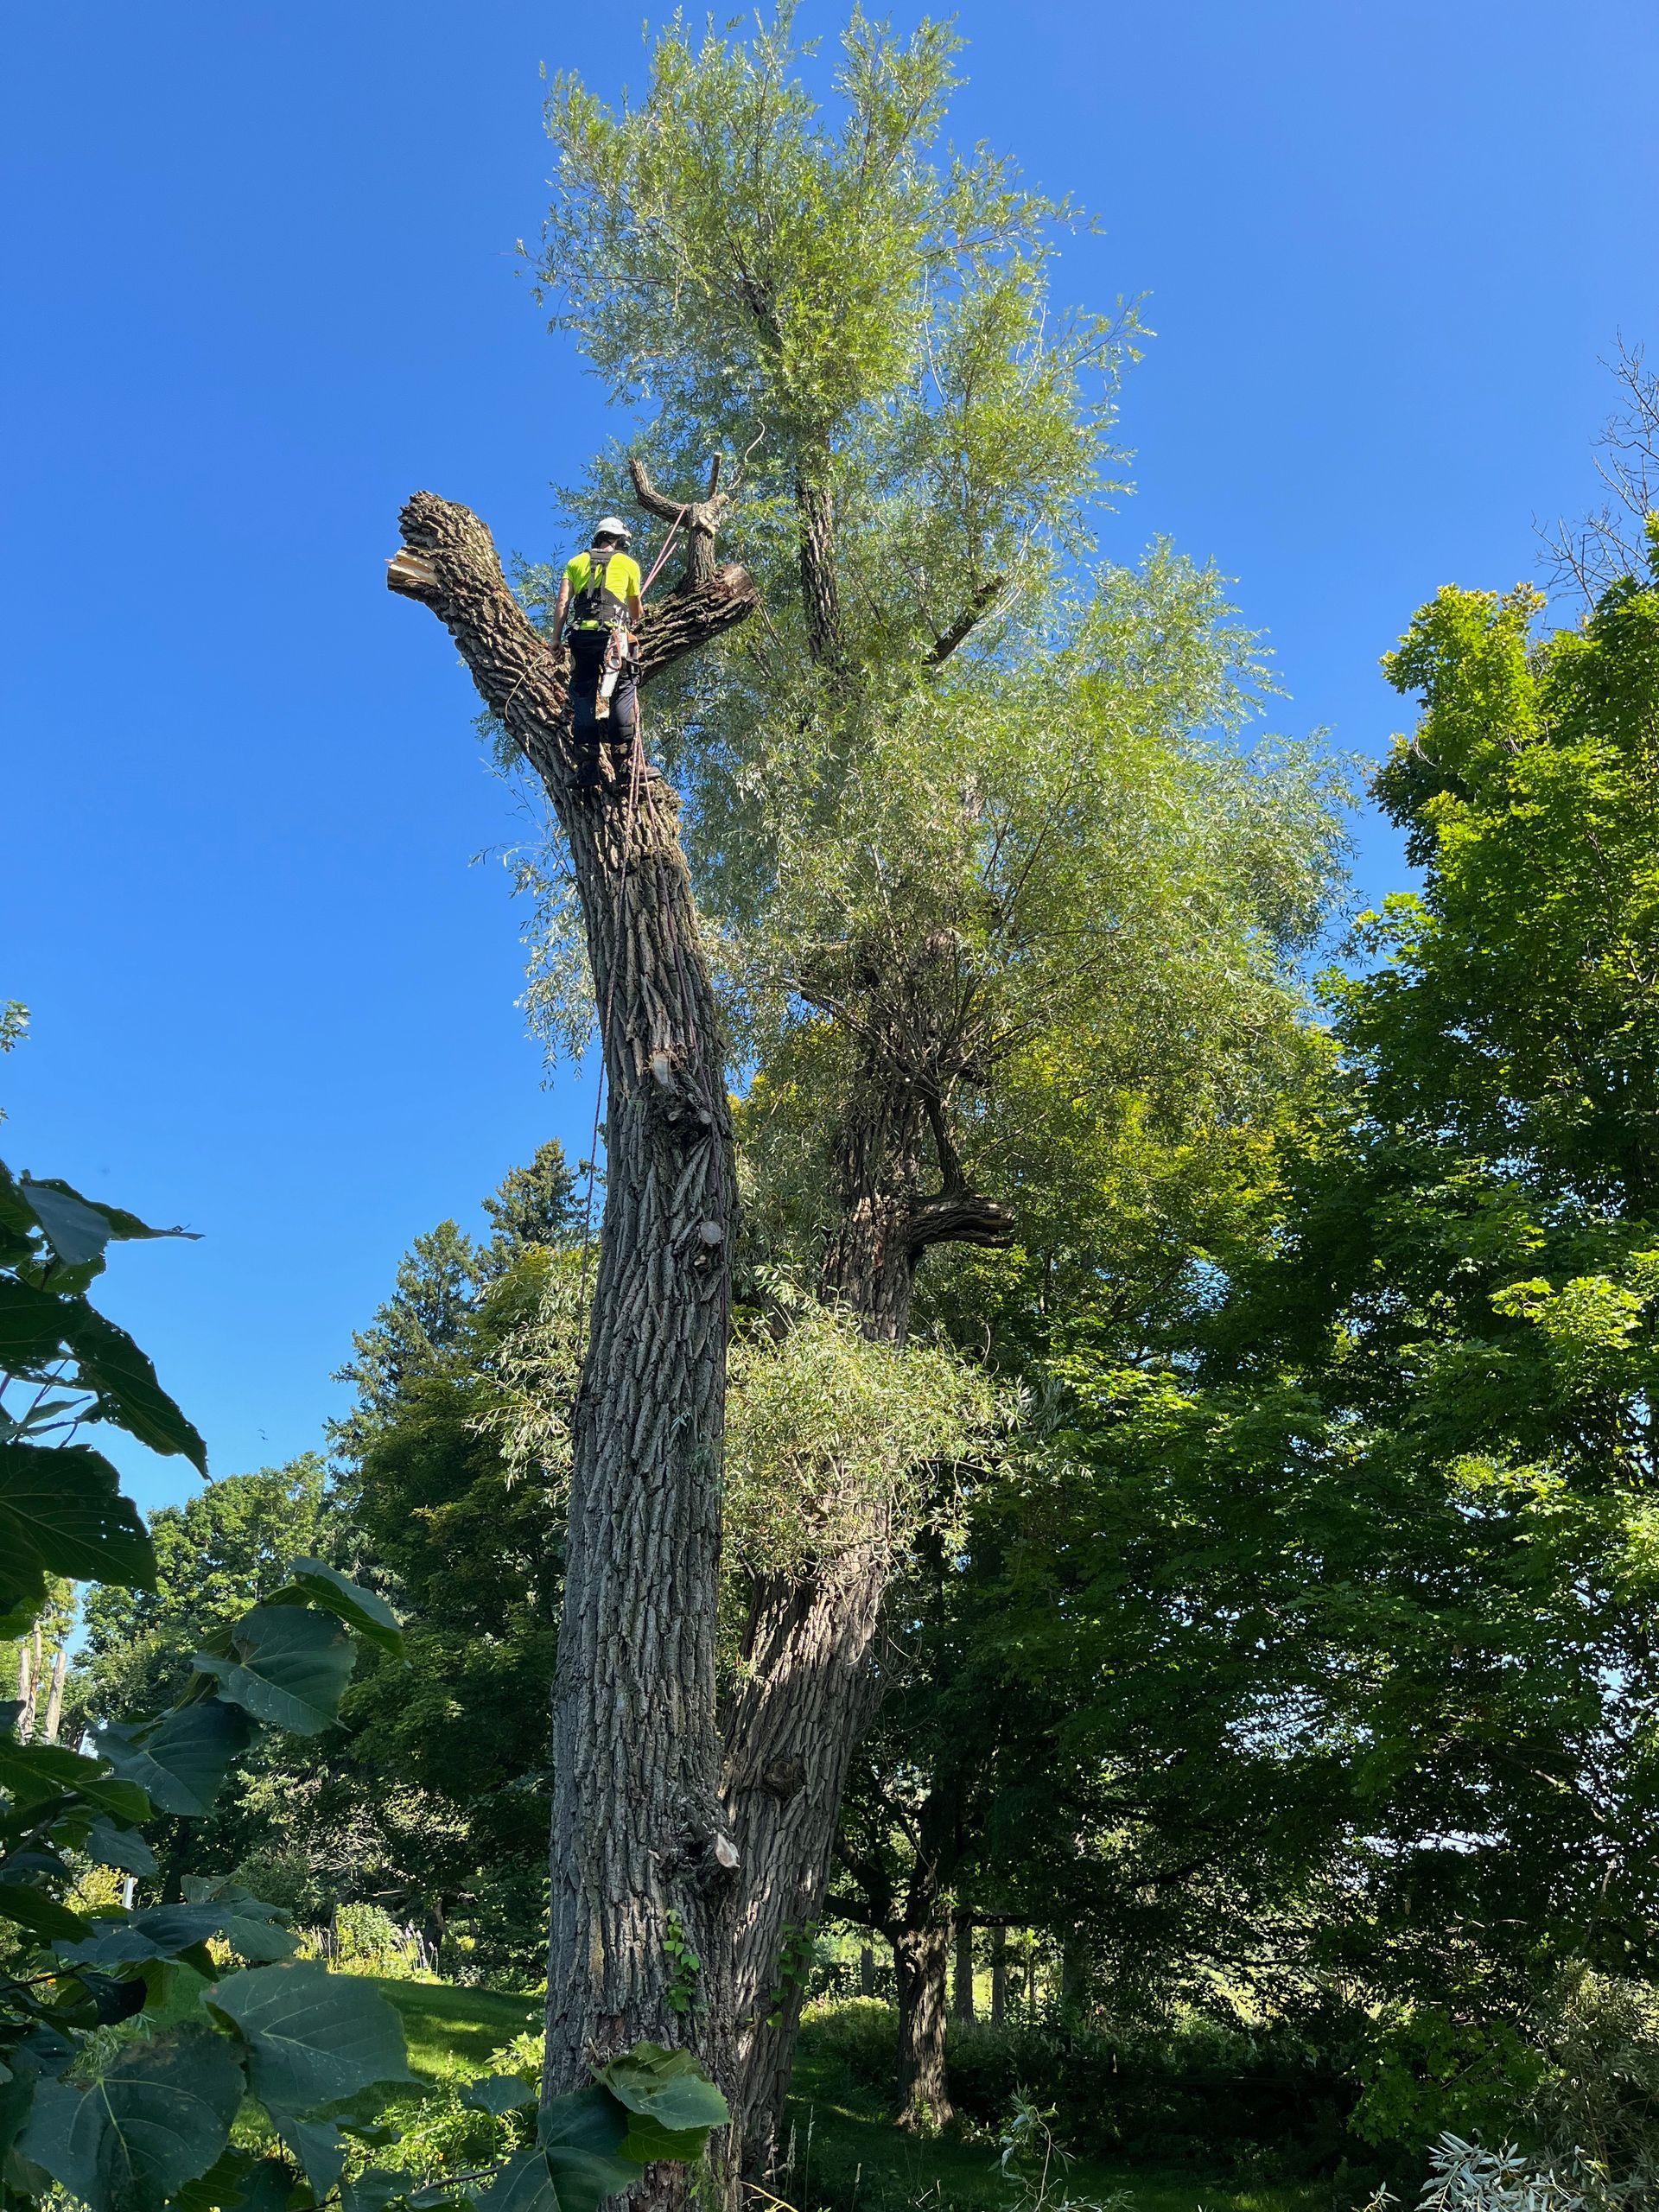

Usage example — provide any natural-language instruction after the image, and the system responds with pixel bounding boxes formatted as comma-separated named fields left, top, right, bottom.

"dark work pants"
left=568, top=631, right=638, bottom=785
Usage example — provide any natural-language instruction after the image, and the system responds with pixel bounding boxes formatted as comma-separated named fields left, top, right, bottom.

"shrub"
left=797, top=1999, right=1361, bottom=2176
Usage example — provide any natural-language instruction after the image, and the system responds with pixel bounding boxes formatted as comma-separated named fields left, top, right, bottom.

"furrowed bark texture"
left=896, top=1923, right=954, bottom=2130
left=389, top=493, right=755, bottom=2164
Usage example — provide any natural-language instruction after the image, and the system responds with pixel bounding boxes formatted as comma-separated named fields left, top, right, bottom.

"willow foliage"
left=516, top=4, right=1350, bottom=1194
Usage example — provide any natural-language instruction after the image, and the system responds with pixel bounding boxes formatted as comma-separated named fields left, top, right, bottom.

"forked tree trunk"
left=720, top=1542, right=888, bottom=2164
left=953, top=1917, right=975, bottom=2023
left=390, top=491, right=755, bottom=2196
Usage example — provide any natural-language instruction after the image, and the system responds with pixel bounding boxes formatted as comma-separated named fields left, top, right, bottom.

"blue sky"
left=3, top=1, right=1653, bottom=1519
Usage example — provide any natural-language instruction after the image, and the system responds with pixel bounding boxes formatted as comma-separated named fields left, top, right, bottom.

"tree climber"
left=554, top=517, right=644, bottom=790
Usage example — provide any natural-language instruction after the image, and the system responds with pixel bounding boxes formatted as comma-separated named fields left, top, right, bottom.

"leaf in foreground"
left=191, top=1605, right=357, bottom=1736
left=97, top=1702, right=252, bottom=1819
left=19, top=2024, right=245, bottom=2212
left=207, top=1961, right=411, bottom=2115
left=0, top=1440, right=156, bottom=1600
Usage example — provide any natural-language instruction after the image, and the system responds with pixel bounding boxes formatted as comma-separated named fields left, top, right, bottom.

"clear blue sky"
left=3, top=1, right=1652, bottom=1519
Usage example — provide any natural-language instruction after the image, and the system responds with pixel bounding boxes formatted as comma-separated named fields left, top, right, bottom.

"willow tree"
left=500, top=3, right=1349, bottom=2163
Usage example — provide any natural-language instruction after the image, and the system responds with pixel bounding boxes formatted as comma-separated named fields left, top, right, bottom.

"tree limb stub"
left=389, top=486, right=757, bottom=2120
left=629, top=454, right=734, bottom=590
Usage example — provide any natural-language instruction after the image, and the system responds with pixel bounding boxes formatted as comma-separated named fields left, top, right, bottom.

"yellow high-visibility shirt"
left=564, top=549, right=642, bottom=626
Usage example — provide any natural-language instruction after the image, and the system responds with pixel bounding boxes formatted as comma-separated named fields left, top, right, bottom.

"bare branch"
left=927, top=573, right=1007, bottom=666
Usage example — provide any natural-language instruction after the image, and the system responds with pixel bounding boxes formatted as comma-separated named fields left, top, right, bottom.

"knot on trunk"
left=760, top=1755, right=807, bottom=1802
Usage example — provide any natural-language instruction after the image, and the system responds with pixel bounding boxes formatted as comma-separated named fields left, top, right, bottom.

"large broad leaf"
left=0, top=1882, right=90, bottom=1944
left=191, top=1606, right=357, bottom=1736
left=0, top=1736, right=127, bottom=1813
left=19, top=2024, right=245, bottom=2212
left=270, top=1559, right=404, bottom=1656
left=526, top=2079, right=641, bottom=2212
left=0, top=1440, right=155, bottom=1598
left=58, top=1903, right=240, bottom=1970
left=18, top=1178, right=194, bottom=1272
left=462, top=2076, right=537, bottom=2117
left=59, top=1301, right=207, bottom=1472
left=594, top=2044, right=728, bottom=2144
left=207, top=1962, right=411, bottom=2114
left=176, top=2151, right=295, bottom=2212
left=83, top=1817, right=158, bottom=1878
left=343, top=2171, right=414, bottom=2212
left=97, top=1701, right=252, bottom=1818
left=0, top=1277, right=70, bottom=1370
left=0, top=2061, right=36, bottom=2166
left=180, top=1878, right=296, bottom=1964
left=276, top=2116, right=348, bottom=2195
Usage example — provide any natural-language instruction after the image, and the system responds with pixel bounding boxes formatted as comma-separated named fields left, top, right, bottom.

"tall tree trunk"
left=953, top=1917, right=975, bottom=2024
left=723, top=1081, right=1011, bottom=2165
left=859, top=1945, right=875, bottom=1999
left=16, top=1632, right=36, bottom=1743
left=722, top=1065, right=1011, bottom=2166
left=989, top=1925, right=1007, bottom=2026
left=895, top=1922, right=953, bottom=2132
left=390, top=490, right=756, bottom=2188
left=720, top=1542, right=887, bottom=2170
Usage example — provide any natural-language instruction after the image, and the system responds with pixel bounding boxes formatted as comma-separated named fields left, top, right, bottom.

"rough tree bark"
left=895, top=1923, right=954, bottom=2130
left=388, top=488, right=755, bottom=2183
left=41, top=1644, right=66, bottom=1746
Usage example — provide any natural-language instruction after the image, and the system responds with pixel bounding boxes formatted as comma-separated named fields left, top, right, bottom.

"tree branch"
left=904, top=1188, right=1015, bottom=1255
left=628, top=454, right=735, bottom=589
left=927, top=574, right=1007, bottom=667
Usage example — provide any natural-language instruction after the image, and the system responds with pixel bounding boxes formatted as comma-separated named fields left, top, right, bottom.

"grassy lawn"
left=371, top=1981, right=1366, bottom=2212
left=368, top=1978, right=539, bottom=2081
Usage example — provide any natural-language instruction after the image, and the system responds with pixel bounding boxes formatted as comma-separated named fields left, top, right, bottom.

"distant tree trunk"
left=1060, top=1935, right=1085, bottom=2013
left=41, top=1644, right=67, bottom=1745
left=16, top=1632, right=36, bottom=1743
left=896, top=1923, right=953, bottom=2131
left=953, top=1918, right=975, bottom=2023
left=859, top=1945, right=875, bottom=1999
left=990, top=1926, right=1007, bottom=2025
left=391, top=486, right=756, bottom=2206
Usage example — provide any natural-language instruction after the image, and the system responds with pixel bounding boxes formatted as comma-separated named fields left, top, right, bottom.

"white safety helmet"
left=593, top=515, right=632, bottom=547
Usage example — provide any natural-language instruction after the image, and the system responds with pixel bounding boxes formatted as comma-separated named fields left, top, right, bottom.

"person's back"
left=563, top=543, right=642, bottom=633
left=554, top=518, right=645, bottom=785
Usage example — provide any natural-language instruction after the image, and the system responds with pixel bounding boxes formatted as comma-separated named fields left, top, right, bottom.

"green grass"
left=368, top=1978, right=539, bottom=2081
left=785, top=2033, right=1352, bottom=2212
left=370, top=1981, right=1363, bottom=2212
